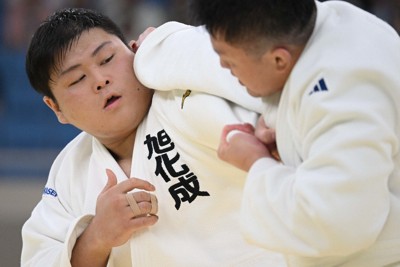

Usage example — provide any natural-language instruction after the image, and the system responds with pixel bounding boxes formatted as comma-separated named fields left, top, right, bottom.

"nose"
left=220, top=59, right=228, bottom=69
left=97, top=79, right=110, bottom=91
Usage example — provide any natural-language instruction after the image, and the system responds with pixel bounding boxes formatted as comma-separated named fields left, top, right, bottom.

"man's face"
left=211, top=35, right=285, bottom=97
left=47, top=28, right=153, bottom=143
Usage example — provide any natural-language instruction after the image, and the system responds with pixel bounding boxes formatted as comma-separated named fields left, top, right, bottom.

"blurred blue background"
left=0, top=0, right=398, bottom=266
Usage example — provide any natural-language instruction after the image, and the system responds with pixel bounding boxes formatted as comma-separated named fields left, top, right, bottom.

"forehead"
left=211, top=33, right=269, bottom=63
left=64, top=28, right=118, bottom=59
left=211, top=34, right=231, bottom=54
left=211, top=34, right=250, bottom=62
left=52, top=28, right=121, bottom=74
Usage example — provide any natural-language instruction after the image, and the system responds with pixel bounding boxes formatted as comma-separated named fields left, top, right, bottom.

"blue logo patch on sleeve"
left=43, top=187, right=58, bottom=197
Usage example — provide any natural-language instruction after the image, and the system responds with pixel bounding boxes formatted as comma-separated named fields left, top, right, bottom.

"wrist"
left=83, top=218, right=112, bottom=253
left=71, top=219, right=111, bottom=267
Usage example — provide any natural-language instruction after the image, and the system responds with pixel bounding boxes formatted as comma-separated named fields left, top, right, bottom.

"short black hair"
left=189, top=0, right=316, bottom=49
left=26, top=8, right=127, bottom=99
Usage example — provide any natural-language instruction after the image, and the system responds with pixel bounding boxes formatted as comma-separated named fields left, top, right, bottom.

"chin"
left=246, top=88, right=261, bottom=97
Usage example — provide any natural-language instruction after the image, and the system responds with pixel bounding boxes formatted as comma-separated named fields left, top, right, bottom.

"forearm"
left=21, top=206, right=96, bottom=267
left=135, top=22, right=265, bottom=113
left=70, top=222, right=111, bottom=267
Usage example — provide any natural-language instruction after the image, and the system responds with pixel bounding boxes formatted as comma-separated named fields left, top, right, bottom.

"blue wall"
left=0, top=46, right=80, bottom=149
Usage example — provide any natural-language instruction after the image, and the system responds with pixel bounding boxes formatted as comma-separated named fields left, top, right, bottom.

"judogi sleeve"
left=134, top=21, right=265, bottom=114
left=21, top=195, right=93, bottom=267
left=21, top=136, right=96, bottom=267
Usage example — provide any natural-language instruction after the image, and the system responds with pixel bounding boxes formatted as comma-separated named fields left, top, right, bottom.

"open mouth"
left=104, top=95, right=121, bottom=108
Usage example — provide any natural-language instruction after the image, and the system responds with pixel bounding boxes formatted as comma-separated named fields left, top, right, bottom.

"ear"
left=264, top=47, right=292, bottom=73
left=43, top=96, right=69, bottom=124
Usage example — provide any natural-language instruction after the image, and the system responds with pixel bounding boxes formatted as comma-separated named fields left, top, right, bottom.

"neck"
left=102, top=131, right=136, bottom=177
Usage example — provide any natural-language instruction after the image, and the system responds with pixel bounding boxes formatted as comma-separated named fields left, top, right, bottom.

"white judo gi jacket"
left=21, top=64, right=286, bottom=265
left=133, top=1, right=400, bottom=266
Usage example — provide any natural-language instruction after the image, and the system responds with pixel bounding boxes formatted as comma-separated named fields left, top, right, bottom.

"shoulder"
left=316, top=1, right=399, bottom=45
left=52, top=132, right=94, bottom=168
left=45, top=132, right=94, bottom=188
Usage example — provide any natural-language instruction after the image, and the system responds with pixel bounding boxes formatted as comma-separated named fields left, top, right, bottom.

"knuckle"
left=133, top=191, right=148, bottom=201
left=139, top=202, right=152, bottom=214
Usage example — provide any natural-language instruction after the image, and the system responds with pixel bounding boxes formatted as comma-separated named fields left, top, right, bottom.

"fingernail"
left=131, top=42, right=138, bottom=53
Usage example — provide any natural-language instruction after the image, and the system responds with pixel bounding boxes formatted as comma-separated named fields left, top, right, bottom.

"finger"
left=130, top=40, right=139, bottom=53
left=257, top=115, right=267, bottom=129
left=256, top=128, right=276, bottom=144
left=220, top=125, right=231, bottom=148
left=220, top=125, right=239, bottom=150
left=267, top=143, right=281, bottom=161
left=145, top=27, right=156, bottom=33
left=241, top=123, right=255, bottom=133
left=130, top=192, right=158, bottom=215
left=221, top=123, right=254, bottom=144
left=139, top=27, right=155, bottom=39
left=255, top=116, right=276, bottom=144
left=118, top=177, right=156, bottom=194
left=136, top=27, right=156, bottom=47
left=130, top=191, right=152, bottom=202
left=226, top=129, right=243, bottom=143
left=225, top=123, right=254, bottom=134
left=129, top=215, right=158, bottom=231
left=270, top=148, right=281, bottom=161
left=103, top=169, right=118, bottom=193
left=131, top=200, right=156, bottom=217
left=150, top=194, right=158, bottom=215
left=128, top=40, right=136, bottom=47
left=126, top=193, right=141, bottom=217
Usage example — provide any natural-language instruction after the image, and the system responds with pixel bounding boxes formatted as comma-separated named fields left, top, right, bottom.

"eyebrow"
left=59, top=41, right=112, bottom=77
left=213, top=47, right=222, bottom=55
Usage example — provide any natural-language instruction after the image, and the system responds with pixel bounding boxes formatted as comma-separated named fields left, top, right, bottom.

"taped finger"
left=150, top=194, right=158, bottom=215
left=126, top=193, right=141, bottom=217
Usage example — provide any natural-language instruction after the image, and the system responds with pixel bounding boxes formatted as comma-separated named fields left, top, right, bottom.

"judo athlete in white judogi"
left=21, top=8, right=286, bottom=267
left=134, top=0, right=400, bottom=266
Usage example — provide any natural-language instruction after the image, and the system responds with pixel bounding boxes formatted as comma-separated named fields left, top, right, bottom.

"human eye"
left=101, top=54, right=114, bottom=65
left=69, top=75, right=86, bottom=87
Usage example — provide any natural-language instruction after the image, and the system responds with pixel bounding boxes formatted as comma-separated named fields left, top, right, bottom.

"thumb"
left=102, top=169, right=118, bottom=193
left=255, top=127, right=276, bottom=145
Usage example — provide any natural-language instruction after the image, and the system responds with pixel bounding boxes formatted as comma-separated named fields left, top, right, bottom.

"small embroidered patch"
left=181, top=89, right=191, bottom=109
left=309, top=78, right=329, bottom=95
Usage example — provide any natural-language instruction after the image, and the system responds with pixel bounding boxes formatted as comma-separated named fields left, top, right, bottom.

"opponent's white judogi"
left=21, top=91, right=286, bottom=265
left=133, top=1, right=400, bottom=266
